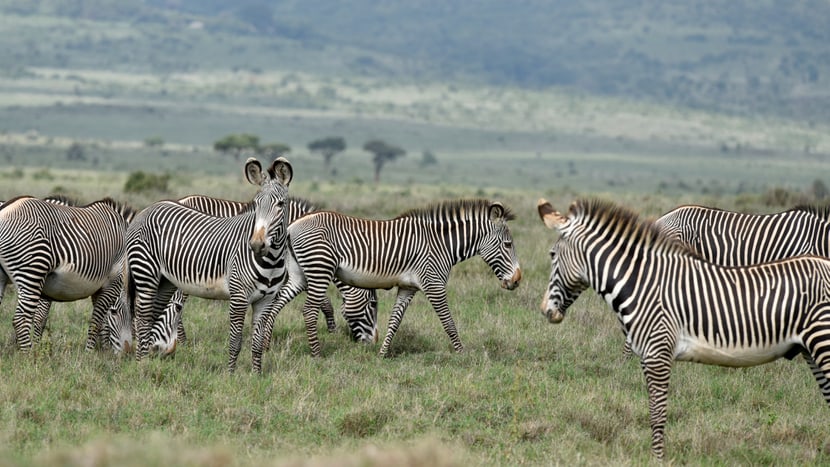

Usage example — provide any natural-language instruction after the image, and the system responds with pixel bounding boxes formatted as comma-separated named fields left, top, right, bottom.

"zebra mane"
left=395, top=198, right=516, bottom=222
left=789, top=203, right=830, bottom=222
left=570, top=198, right=701, bottom=258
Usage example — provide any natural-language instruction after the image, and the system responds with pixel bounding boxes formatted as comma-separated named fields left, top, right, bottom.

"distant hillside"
left=1, top=0, right=829, bottom=122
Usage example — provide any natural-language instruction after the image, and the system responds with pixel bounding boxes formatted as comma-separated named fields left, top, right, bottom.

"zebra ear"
left=489, top=202, right=506, bottom=220
left=244, top=157, right=265, bottom=185
left=269, top=157, right=294, bottom=187
left=537, top=198, right=568, bottom=230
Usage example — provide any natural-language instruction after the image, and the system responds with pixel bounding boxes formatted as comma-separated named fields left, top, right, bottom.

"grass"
left=0, top=182, right=828, bottom=466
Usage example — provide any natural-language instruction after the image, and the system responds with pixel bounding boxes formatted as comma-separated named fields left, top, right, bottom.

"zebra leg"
left=423, top=286, right=464, bottom=353
left=252, top=283, right=306, bottom=374
left=320, top=296, right=337, bottom=333
left=640, top=352, right=674, bottom=460
left=227, top=297, right=249, bottom=373
left=378, top=288, right=417, bottom=357
left=12, top=291, right=41, bottom=351
left=803, top=325, right=830, bottom=404
left=31, top=298, right=53, bottom=343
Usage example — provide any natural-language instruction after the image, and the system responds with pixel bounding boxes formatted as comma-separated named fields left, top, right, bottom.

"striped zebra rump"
left=0, top=195, right=133, bottom=351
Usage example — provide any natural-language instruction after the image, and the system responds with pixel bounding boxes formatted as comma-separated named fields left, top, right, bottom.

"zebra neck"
left=587, top=244, right=646, bottom=315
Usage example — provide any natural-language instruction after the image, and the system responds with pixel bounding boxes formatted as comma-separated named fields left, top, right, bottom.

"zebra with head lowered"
left=252, top=198, right=522, bottom=374
left=125, top=157, right=293, bottom=372
left=537, top=198, right=830, bottom=459
left=0, top=195, right=134, bottom=350
left=136, top=194, right=378, bottom=357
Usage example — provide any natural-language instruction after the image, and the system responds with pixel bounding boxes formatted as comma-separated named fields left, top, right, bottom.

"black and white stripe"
left=0, top=195, right=134, bottom=350
left=125, top=157, right=293, bottom=372
left=141, top=195, right=377, bottom=356
left=538, top=198, right=830, bottom=459
left=251, top=198, right=523, bottom=373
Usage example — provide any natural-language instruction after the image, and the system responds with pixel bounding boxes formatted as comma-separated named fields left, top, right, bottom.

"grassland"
left=0, top=180, right=827, bottom=466
left=0, top=7, right=828, bottom=465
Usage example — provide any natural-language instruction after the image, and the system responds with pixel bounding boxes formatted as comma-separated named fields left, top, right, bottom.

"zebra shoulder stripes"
left=252, top=198, right=522, bottom=373
left=0, top=195, right=134, bottom=351
left=141, top=195, right=377, bottom=357
left=125, top=157, right=293, bottom=371
left=537, top=198, right=830, bottom=459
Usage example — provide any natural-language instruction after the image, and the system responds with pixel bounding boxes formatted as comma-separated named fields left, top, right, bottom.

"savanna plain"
left=1, top=5, right=830, bottom=466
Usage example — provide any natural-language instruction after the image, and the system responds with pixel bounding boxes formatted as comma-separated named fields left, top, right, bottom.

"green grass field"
left=0, top=7, right=828, bottom=464
left=0, top=182, right=827, bottom=466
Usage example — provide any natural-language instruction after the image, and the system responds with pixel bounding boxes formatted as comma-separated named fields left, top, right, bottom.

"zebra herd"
left=0, top=155, right=828, bottom=458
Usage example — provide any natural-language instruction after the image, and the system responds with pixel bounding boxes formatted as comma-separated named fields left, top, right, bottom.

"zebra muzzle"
left=502, top=268, right=522, bottom=290
left=545, top=309, right=565, bottom=324
left=249, top=226, right=268, bottom=256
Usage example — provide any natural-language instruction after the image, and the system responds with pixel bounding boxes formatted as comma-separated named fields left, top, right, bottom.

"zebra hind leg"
left=378, top=288, right=417, bottom=357
left=320, top=296, right=336, bottom=333
left=12, top=292, right=41, bottom=351
left=803, top=325, right=830, bottom=405
left=31, top=298, right=52, bottom=344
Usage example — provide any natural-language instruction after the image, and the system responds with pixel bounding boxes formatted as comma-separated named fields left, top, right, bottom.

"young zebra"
left=0, top=195, right=134, bottom=350
left=251, top=198, right=522, bottom=374
left=125, top=157, right=293, bottom=371
left=136, top=195, right=378, bottom=357
left=537, top=198, right=830, bottom=459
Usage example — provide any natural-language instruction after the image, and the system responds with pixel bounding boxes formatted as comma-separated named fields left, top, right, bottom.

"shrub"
left=124, top=171, right=170, bottom=194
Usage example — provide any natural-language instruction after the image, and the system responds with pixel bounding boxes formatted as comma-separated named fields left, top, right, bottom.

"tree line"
left=213, top=133, right=433, bottom=183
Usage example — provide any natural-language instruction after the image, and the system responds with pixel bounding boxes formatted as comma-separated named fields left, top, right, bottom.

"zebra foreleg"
left=252, top=283, right=306, bottom=374
left=378, top=288, right=417, bottom=357
left=803, top=324, right=830, bottom=404
left=227, top=297, right=249, bottom=373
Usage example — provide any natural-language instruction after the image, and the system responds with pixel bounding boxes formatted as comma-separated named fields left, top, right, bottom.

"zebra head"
left=477, top=202, right=522, bottom=290
left=537, top=199, right=589, bottom=323
left=245, top=157, right=293, bottom=258
left=340, top=287, right=379, bottom=344
left=147, top=296, right=185, bottom=358
left=107, top=289, right=134, bottom=354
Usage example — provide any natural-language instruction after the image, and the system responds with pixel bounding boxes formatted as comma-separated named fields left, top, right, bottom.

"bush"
left=124, top=171, right=170, bottom=194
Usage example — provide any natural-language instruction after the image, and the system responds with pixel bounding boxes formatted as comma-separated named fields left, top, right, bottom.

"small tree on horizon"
left=308, top=136, right=346, bottom=175
left=363, top=139, right=406, bottom=183
left=213, top=133, right=260, bottom=161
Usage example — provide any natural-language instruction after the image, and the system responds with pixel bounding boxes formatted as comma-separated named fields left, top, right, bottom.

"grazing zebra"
left=655, top=203, right=830, bottom=264
left=140, top=195, right=378, bottom=357
left=125, top=157, right=293, bottom=371
left=0, top=195, right=134, bottom=350
left=537, top=198, right=830, bottom=459
left=251, top=198, right=522, bottom=374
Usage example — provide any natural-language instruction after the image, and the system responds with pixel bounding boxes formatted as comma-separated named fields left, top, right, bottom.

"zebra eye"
left=276, top=200, right=285, bottom=207
left=503, top=241, right=512, bottom=248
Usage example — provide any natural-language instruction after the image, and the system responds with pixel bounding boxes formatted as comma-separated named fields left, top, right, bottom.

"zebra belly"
left=171, top=277, right=231, bottom=300
left=674, top=332, right=801, bottom=367
left=42, top=268, right=107, bottom=301
left=336, top=267, right=419, bottom=290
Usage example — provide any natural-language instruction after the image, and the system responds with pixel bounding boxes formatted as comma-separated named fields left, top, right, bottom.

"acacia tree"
left=307, top=136, right=346, bottom=174
left=258, top=142, right=291, bottom=159
left=213, top=133, right=260, bottom=161
left=363, top=139, right=406, bottom=183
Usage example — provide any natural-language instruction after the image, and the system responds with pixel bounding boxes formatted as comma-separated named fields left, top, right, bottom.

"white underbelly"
left=336, top=266, right=419, bottom=290
left=43, top=269, right=106, bottom=301
left=173, top=277, right=230, bottom=300
left=674, top=332, right=800, bottom=367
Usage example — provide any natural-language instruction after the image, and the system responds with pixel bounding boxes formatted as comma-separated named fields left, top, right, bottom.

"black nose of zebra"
left=502, top=268, right=522, bottom=290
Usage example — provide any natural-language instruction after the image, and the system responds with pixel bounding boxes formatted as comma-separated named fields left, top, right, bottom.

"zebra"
left=655, top=203, right=830, bottom=265
left=251, top=198, right=523, bottom=374
left=139, top=195, right=378, bottom=357
left=608, top=202, right=830, bottom=358
left=124, top=157, right=293, bottom=371
left=0, top=195, right=134, bottom=351
left=537, top=198, right=830, bottom=459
